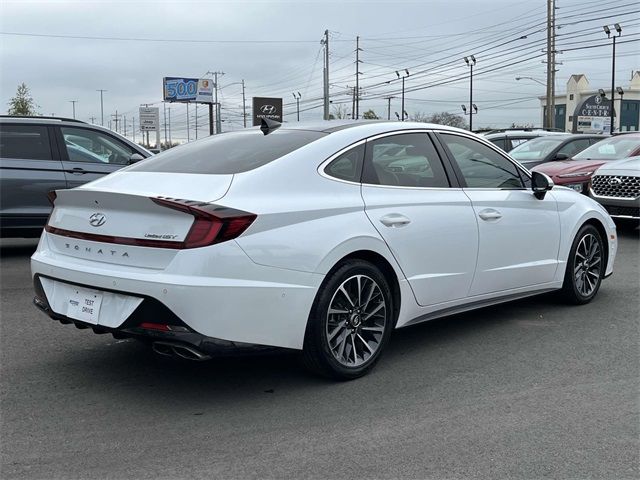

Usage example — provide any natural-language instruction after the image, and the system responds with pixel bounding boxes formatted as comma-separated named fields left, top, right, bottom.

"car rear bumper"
left=31, top=232, right=323, bottom=350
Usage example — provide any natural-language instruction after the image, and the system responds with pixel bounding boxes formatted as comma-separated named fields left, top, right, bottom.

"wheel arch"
left=322, top=249, right=402, bottom=327
left=580, top=217, right=610, bottom=270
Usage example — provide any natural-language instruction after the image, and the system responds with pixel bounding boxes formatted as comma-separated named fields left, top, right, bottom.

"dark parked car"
left=510, top=134, right=605, bottom=169
left=0, top=116, right=150, bottom=237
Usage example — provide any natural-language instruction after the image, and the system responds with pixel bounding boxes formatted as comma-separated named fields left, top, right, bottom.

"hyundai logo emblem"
left=89, top=213, right=106, bottom=227
left=608, top=177, right=622, bottom=185
left=260, top=105, right=277, bottom=114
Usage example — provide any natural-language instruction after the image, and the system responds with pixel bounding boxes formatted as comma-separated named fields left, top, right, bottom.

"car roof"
left=0, top=115, right=87, bottom=125
left=276, top=119, right=468, bottom=136
left=483, top=130, right=566, bottom=139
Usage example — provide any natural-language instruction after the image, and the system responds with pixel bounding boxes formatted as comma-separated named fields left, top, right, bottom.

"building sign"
left=252, top=97, right=283, bottom=126
left=163, top=77, right=214, bottom=103
left=139, top=107, right=160, bottom=131
left=572, top=94, right=615, bottom=133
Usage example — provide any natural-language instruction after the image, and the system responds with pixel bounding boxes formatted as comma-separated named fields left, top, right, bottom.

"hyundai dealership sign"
left=252, top=97, right=283, bottom=125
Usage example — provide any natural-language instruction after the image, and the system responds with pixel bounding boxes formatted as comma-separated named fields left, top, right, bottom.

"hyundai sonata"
left=32, top=121, right=617, bottom=379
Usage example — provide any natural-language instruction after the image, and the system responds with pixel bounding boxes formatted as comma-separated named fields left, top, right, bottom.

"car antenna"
left=260, top=118, right=281, bottom=135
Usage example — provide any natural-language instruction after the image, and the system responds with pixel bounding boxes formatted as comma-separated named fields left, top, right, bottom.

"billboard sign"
left=163, top=77, right=214, bottom=103
left=572, top=94, right=615, bottom=133
left=139, top=107, right=160, bottom=131
left=252, top=97, right=283, bottom=126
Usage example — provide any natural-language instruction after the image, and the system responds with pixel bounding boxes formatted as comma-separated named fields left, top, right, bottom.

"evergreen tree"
left=8, top=83, right=38, bottom=116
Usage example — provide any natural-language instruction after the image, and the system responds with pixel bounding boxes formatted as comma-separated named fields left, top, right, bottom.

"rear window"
left=129, top=129, right=326, bottom=174
left=0, top=124, right=52, bottom=160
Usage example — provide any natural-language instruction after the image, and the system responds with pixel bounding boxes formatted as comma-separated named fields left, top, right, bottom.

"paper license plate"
left=67, top=287, right=103, bottom=324
left=566, top=183, right=583, bottom=192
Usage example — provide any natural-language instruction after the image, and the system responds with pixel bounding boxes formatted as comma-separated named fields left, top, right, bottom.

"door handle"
left=67, top=167, right=86, bottom=175
left=380, top=214, right=411, bottom=228
left=478, top=208, right=502, bottom=221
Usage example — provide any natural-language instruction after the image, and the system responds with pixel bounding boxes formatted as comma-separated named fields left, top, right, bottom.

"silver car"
left=589, top=156, right=640, bottom=221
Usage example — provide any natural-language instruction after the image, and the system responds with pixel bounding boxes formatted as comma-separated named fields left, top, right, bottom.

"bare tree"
left=329, top=104, right=350, bottom=120
left=412, top=111, right=468, bottom=129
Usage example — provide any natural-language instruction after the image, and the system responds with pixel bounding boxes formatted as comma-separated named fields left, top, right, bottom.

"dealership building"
left=539, top=71, right=640, bottom=133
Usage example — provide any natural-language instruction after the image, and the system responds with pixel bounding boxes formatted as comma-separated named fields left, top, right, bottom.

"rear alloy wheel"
left=560, top=224, right=605, bottom=304
left=303, top=260, right=394, bottom=379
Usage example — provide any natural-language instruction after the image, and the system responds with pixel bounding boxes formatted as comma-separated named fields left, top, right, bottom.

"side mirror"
left=129, top=153, right=145, bottom=164
left=532, top=171, right=554, bottom=199
left=554, top=152, right=569, bottom=161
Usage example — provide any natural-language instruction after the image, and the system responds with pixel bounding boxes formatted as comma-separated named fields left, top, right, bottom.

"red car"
left=532, top=133, right=640, bottom=194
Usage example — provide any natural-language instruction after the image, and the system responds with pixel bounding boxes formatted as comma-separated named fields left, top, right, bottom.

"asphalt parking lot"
left=1, top=226, right=638, bottom=480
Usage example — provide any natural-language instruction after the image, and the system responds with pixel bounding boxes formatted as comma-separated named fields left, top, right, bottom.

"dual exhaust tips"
left=152, top=341, right=211, bottom=361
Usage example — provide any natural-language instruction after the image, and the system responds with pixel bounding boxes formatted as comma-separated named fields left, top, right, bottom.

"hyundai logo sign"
left=253, top=97, right=283, bottom=126
left=89, top=213, right=106, bottom=227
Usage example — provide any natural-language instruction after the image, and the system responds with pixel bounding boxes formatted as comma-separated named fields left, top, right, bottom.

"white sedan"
left=31, top=121, right=617, bottom=379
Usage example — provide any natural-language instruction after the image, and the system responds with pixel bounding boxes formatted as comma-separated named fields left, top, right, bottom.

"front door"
left=56, top=126, right=135, bottom=188
left=437, top=132, right=561, bottom=296
left=360, top=131, right=478, bottom=307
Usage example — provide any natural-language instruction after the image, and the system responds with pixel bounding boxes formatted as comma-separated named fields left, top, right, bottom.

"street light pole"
left=69, top=100, right=77, bottom=119
left=464, top=56, right=476, bottom=131
left=96, top=89, right=106, bottom=126
left=396, top=70, right=409, bottom=121
left=293, top=92, right=302, bottom=121
left=604, top=24, right=622, bottom=134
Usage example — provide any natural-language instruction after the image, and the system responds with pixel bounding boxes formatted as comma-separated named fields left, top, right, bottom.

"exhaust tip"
left=152, top=342, right=211, bottom=361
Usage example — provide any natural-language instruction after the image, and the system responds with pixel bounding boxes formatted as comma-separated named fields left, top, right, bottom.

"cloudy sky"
left=1, top=0, right=638, bottom=141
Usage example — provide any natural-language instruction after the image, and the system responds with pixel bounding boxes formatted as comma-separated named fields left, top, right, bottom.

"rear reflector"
left=44, top=197, right=256, bottom=250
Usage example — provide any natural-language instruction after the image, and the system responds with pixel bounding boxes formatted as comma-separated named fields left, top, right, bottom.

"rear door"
left=0, top=123, right=67, bottom=233
left=360, top=131, right=478, bottom=307
left=55, top=125, right=137, bottom=188
left=436, top=132, right=561, bottom=296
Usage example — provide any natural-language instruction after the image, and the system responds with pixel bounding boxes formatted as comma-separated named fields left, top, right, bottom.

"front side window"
left=439, top=133, right=525, bottom=189
left=573, top=136, right=640, bottom=161
left=557, top=138, right=591, bottom=157
left=61, top=127, right=134, bottom=165
left=0, top=124, right=51, bottom=160
left=362, top=133, right=449, bottom=188
left=324, top=143, right=364, bottom=183
left=510, top=136, right=565, bottom=161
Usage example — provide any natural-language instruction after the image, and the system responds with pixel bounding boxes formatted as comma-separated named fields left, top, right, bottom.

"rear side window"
left=489, top=138, right=507, bottom=150
left=129, top=129, right=326, bottom=174
left=362, top=133, right=449, bottom=188
left=0, top=124, right=51, bottom=160
left=324, top=143, right=364, bottom=182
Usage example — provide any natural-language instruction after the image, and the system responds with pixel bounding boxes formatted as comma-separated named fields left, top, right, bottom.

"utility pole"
left=351, top=87, right=356, bottom=120
left=132, top=117, right=136, bottom=143
left=69, top=100, right=77, bottom=119
left=163, top=102, right=168, bottom=147
left=168, top=107, right=172, bottom=146
left=186, top=103, right=190, bottom=142
left=355, top=36, right=362, bottom=119
left=545, top=0, right=556, bottom=129
left=384, top=96, right=395, bottom=120
left=195, top=104, right=198, bottom=140
left=90, top=116, right=96, bottom=124
left=111, top=110, right=120, bottom=133
left=242, top=79, right=247, bottom=128
left=123, top=115, right=127, bottom=137
left=322, top=29, right=330, bottom=120
left=97, top=89, right=107, bottom=126
left=396, top=70, right=409, bottom=121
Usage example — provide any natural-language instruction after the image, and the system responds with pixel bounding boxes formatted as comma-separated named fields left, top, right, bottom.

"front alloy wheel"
left=303, top=260, right=394, bottom=379
left=561, top=224, right=605, bottom=304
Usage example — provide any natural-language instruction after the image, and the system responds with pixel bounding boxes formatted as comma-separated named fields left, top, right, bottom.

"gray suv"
left=0, top=116, right=151, bottom=238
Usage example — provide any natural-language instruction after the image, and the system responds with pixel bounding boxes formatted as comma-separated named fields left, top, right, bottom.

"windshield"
left=573, top=136, right=640, bottom=161
left=129, top=128, right=326, bottom=174
left=510, top=136, right=566, bottom=161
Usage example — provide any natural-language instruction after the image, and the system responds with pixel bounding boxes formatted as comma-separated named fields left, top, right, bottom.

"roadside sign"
left=139, top=107, right=159, bottom=132
left=163, top=77, right=213, bottom=103
left=252, top=97, right=283, bottom=126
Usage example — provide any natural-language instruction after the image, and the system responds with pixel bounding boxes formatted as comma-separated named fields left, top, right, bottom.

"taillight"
left=151, top=197, right=256, bottom=249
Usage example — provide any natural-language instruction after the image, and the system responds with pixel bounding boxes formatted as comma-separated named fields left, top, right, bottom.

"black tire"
left=560, top=224, right=605, bottom=305
left=302, top=259, right=395, bottom=380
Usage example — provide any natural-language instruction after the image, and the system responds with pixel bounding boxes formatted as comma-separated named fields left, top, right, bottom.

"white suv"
left=590, top=156, right=640, bottom=221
